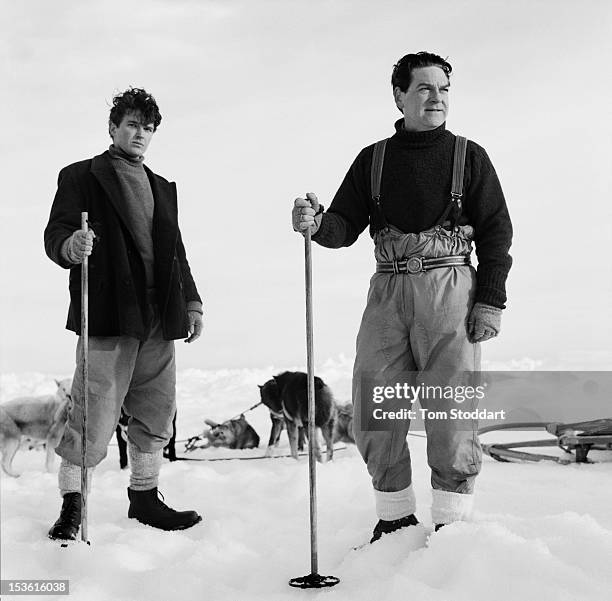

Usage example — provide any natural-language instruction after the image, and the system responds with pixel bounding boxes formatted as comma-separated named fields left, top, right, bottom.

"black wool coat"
left=44, top=151, right=201, bottom=341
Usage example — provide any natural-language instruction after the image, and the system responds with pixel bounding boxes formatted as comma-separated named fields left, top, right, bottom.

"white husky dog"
left=0, top=379, right=72, bottom=477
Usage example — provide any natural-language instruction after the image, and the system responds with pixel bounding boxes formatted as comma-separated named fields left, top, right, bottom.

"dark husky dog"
left=258, top=371, right=336, bottom=462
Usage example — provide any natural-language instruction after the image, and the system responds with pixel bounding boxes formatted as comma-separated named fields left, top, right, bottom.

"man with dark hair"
left=293, top=52, right=512, bottom=541
left=45, top=87, right=203, bottom=540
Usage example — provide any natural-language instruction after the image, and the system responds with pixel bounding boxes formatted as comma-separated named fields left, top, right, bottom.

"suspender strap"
left=435, top=135, right=468, bottom=227
left=370, top=139, right=389, bottom=230
left=451, top=135, right=468, bottom=210
left=371, top=139, right=387, bottom=200
left=371, top=135, right=468, bottom=231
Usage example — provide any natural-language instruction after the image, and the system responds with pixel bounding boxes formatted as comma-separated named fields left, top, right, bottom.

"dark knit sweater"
left=313, top=120, right=513, bottom=308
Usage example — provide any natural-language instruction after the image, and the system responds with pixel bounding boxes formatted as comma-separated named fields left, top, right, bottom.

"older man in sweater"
left=293, top=52, right=512, bottom=542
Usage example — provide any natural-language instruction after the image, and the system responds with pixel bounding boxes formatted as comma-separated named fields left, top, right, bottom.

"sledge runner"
left=292, top=52, right=513, bottom=541
left=44, top=88, right=203, bottom=540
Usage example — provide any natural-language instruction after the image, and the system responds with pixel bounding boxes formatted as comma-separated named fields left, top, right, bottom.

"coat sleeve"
left=44, top=166, right=83, bottom=269
left=176, top=228, right=202, bottom=306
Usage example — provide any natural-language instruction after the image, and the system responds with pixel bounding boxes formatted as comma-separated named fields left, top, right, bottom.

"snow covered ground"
left=1, top=359, right=611, bottom=601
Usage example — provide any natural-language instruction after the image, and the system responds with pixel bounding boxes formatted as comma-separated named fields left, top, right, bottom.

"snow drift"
left=1, top=360, right=611, bottom=601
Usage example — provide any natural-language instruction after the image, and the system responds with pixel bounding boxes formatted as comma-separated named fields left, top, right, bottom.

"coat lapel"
left=91, top=151, right=179, bottom=255
left=91, top=152, right=179, bottom=298
left=147, top=166, right=178, bottom=261
left=146, top=166, right=178, bottom=303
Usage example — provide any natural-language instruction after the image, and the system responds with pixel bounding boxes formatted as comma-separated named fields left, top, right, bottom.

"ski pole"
left=288, top=226, right=339, bottom=589
left=80, top=212, right=90, bottom=544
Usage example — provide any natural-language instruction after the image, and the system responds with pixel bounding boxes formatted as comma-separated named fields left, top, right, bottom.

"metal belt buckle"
left=406, top=256, right=424, bottom=274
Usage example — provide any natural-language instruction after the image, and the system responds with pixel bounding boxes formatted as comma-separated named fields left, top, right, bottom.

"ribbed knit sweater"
left=108, top=144, right=156, bottom=290
left=312, top=120, right=513, bottom=308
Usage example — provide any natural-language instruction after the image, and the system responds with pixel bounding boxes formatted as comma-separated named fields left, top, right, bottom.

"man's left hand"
left=468, top=302, right=502, bottom=343
left=185, top=311, right=203, bottom=343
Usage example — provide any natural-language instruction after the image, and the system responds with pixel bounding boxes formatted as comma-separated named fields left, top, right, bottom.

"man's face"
left=393, top=66, right=450, bottom=132
left=109, top=111, right=155, bottom=157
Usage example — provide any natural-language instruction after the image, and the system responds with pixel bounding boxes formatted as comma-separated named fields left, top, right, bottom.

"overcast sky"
left=2, top=0, right=611, bottom=375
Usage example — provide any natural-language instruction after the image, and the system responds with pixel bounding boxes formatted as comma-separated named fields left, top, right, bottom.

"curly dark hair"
left=391, top=52, right=452, bottom=92
left=109, top=87, right=162, bottom=130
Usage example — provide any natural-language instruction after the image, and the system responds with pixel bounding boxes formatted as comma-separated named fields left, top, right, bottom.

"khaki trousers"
left=56, top=311, right=176, bottom=468
left=353, top=225, right=482, bottom=521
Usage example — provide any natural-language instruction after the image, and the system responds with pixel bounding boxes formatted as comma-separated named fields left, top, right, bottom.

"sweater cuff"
left=475, top=267, right=509, bottom=309
left=311, top=213, right=330, bottom=241
left=187, top=300, right=203, bottom=314
left=474, top=287, right=506, bottom=310
left=311, top=213, right=347, bottom=248
left=60, top=236, right=78, bottom=265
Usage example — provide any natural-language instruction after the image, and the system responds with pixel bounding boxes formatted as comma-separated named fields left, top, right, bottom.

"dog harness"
left=282, top=400, right=304, bottom=429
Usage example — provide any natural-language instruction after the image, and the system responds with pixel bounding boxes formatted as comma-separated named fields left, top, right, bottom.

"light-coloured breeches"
left=353, top=225, right=482, bottom=521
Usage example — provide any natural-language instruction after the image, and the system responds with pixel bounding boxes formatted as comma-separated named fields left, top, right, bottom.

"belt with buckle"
left=376, top=255, right=470, bottom=274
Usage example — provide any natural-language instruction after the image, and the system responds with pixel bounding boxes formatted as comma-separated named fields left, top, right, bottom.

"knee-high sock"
left=128, top=441, right=162, bottom=491
left=58, top=458, right=93, bottom=497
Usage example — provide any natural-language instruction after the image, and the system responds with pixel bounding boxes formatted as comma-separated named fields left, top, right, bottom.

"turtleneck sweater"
left=312, top=120, right=512, bottom=308
left=108, top=144, right=156, bottom=290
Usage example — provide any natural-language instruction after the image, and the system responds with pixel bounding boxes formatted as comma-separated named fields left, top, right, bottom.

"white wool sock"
left=431, top=489, right=474, bottom=524
left=374, top=485, right=417, bottom=521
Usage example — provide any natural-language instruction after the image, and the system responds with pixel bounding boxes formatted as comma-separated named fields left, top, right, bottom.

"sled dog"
left=0, top=379, right=72, bottom=477
left=201, top=415, right=260, bottom=450
left=258, top=371, right=336, bottom=462
left=333, top=402, right=355, bottom=444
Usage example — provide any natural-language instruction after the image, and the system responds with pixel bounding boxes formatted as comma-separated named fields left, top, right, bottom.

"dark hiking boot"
left=127, top=487, right=202, bottom=531
left=48, top=492, right=81, bottom=541
left=370, top=513, right=419, bottom=543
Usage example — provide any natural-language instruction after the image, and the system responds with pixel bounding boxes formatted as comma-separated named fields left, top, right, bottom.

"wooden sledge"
left=479, top=418, right=612, bottom=464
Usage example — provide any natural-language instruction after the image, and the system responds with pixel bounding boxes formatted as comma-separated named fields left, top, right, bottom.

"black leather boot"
left=48, top=492, right=81, bottom=541
left=127, top=487, right=202, bottom=531
left=370, top=513, right=419, bottom=543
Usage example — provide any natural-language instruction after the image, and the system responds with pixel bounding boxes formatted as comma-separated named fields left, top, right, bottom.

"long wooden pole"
left=304, top=229, right=318, bottom=574
left=80, top=212, right=89, bottom=543
left=288, top=224, right=339, bottom=589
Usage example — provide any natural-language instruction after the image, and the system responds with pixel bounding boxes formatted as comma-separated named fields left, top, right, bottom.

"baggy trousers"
left=56, top=307, right=176, bottom=468
left=353, top=225, right=482, bottom=524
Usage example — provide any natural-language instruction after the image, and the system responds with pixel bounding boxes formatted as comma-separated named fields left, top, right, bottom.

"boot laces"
left=154, top=490, right=177, bottom=514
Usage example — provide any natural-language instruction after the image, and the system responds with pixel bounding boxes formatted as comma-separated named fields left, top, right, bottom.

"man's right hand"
left=292, top=192, right=322, bottom=235
left=65, top=228, right=96, bottom=263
